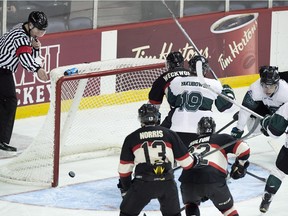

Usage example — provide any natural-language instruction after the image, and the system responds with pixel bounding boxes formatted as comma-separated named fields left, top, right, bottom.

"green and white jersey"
left=167, top=75, right=223, bottom=133
left=237, top=79, right=288, bottom=131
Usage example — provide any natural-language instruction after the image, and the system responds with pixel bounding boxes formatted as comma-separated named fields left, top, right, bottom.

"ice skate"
left=259, top=192, right=273, bottom=213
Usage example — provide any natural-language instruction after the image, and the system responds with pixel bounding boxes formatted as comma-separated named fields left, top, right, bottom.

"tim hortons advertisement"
left=118, top=11, right=270, bottom=78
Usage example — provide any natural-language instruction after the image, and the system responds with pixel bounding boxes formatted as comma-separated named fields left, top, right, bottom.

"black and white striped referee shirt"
left=0, top=23, right=41, bottom=73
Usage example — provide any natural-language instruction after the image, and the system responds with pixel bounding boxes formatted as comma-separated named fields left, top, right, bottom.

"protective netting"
left=0, top=58, right=168, bottom=186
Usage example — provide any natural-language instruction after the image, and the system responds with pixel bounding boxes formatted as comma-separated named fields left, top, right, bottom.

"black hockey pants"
left=0, top=68, right=17, bottom=144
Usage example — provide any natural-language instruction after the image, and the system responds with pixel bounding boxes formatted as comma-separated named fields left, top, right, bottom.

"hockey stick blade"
left=161, top=0, right=218, bottom=80
left=196, top=60, right=264, bottom=120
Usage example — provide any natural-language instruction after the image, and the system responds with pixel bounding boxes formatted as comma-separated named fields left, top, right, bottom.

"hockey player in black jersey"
left=117, top=103, right=199, bottom=216
left=179, top=117, right=250, bottom=216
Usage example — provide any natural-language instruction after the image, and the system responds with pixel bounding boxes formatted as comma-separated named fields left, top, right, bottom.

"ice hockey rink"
left=0, top=86, right=287, bottom=216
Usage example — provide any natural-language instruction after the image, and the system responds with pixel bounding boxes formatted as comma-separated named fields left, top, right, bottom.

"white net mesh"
left=0, top=58, right=169, bottom=186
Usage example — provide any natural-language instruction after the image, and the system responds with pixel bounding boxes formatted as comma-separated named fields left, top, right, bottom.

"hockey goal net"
left=0, top=58, right=168, bottom=187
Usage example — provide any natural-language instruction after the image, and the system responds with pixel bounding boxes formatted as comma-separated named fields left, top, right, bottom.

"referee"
left=0, top=11, right=49, bottom=152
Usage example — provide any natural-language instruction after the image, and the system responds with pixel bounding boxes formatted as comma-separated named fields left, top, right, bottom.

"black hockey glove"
left=201, top=196, right=209, bottom=203
left=233, top=111, right=239, bottom=121
left=191, top=153, right=203, bottom=168
left=260, top=114, right=272, bottom=137
left=117, top=179, right=128, bottom=198
left=222, top=84, right=235, bottom=100
left=231, top=127, right=244, bottom=138
left=230, top=159, right=250, bottom=179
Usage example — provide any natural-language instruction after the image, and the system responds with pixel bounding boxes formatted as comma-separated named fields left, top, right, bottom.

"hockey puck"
left=69, top=171, right=75, bottom=178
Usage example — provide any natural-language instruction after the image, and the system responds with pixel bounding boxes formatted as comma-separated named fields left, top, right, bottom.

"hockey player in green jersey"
left=260, top=101, right=288, bottom=213
left=166, top=55, right=235, bottom=147
left=231, top=66, right=288, bottom=138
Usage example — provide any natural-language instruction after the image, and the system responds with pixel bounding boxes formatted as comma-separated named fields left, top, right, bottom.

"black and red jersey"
left=118, top=125, right=194, bottom=189
left=148, top=67, right=191, bottom=105
left=179, top=133, right=250, bottom=184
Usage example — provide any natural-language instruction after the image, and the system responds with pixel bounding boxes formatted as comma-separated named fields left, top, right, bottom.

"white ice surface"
left=0, top=86, right=287, bottom=216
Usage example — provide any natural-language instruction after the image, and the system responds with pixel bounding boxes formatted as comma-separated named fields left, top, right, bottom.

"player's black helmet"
left=166, top=51, right=184, bottom=70
left=197, top=117, right=216, bottom=135
left=188, top=55, right=209, bottom=76
left=260, top=66, right=280, bottom=85
left=138, top=104, right=160, bottom=126
left=28, top=11, right=48, bottom=30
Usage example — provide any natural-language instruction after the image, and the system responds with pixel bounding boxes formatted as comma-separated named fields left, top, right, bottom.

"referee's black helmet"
left=28, top=11, right=48, bottom=30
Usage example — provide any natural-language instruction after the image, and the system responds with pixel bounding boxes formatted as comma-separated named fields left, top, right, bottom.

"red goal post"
left=0, top=58, right=169, bottom=187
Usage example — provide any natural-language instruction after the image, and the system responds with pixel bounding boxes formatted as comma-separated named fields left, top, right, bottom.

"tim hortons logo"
left=218, top=20, right=258, bottom=70
left=132, top=42, right=209, bottom=62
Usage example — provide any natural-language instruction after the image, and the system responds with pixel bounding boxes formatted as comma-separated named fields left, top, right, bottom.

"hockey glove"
left=260, top=115, right=272, bottom=137
left=233, top=111, right=239, bottom=121
left=222, top=84, right=235, bottom=100
left=230, top=159, right=250, bottom=179
left=191, top=153, right=203, bottom=168
left=201, top=196, right=209, bottom=203
left=231, top=127, right=244, bottom=138
left=117, top=179, right=128, bottom=198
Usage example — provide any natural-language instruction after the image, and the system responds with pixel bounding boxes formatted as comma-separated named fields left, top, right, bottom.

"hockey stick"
left=216, top=111, right=238, bottom=134
left=174, top=117, right=260, bottom=172
left=228, top=162, right=266, bottom=183
left=216, top=119, right=236, bottom=133
left=161, top=0, right=218, bottom=80
left=195, top=60, right=264, bottom=120
left=203, top=118, right=260, bottom=158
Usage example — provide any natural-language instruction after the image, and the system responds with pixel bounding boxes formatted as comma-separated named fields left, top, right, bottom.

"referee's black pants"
left=0, top=69, right=17, bottom=144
